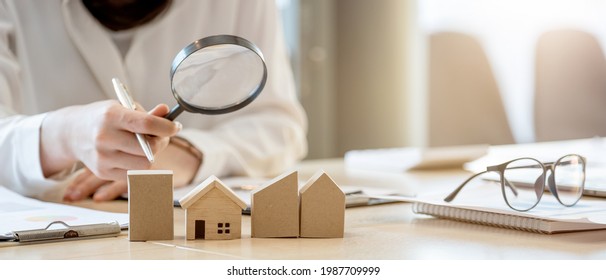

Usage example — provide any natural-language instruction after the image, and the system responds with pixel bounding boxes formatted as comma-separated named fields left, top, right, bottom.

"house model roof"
left=179, top=175, right=247, bottom=210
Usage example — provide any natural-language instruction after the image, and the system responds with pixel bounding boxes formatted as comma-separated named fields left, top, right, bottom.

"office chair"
left=428, top=31, right=515, bottom=147
left=534, top=29, right=606, bottom=142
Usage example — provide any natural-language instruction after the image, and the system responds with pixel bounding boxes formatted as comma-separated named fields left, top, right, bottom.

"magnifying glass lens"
left=172, top=44, right=265, bottom=110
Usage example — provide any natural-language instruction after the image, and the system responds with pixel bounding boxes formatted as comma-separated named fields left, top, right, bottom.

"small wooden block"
left=179, top=176, right=247, bottom=240
left=128, top=170, right=174, bottom=241
left=251, top=171, right=299, bottom=238
left=299, top=171, right=345, bottom=238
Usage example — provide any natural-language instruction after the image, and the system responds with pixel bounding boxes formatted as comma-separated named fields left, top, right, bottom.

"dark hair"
left=82, top=0, right=172, bottom=31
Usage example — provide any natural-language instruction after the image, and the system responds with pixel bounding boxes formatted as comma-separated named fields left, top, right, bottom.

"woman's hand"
left=64, top=168, right=125, bottom=201
left=63, top=136, right=202, bottom=202
left=40, top=100, right=180, bottom=182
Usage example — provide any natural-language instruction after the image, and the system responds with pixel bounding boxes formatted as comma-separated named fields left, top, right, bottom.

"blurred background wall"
left=278, top=0, right=606, bottom=159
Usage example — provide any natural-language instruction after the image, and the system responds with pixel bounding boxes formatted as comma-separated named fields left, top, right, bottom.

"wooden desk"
left=2, top=159, right=606, bottom=260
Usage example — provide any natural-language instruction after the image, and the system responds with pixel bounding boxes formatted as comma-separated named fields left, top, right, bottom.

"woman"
left=0, top=0, right=307, bottom=201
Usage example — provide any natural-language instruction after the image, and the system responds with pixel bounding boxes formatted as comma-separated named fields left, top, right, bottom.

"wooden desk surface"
left=2, top=159, right=606, bottom=260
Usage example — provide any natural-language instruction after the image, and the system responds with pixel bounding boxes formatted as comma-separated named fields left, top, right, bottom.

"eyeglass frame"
left=443, top=154, right=586, bottom=212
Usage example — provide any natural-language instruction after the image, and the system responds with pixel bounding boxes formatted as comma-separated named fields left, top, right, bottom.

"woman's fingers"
left=64, top=168, right=109, bottom=201
left=92, top=180, right=128, bottom=201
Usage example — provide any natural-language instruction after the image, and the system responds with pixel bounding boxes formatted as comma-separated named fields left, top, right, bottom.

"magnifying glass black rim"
left=169, top=34, right=268, bottom=115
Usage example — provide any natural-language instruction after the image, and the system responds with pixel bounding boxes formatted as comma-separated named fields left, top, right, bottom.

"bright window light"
left=420, top=0, right=606, bottom=143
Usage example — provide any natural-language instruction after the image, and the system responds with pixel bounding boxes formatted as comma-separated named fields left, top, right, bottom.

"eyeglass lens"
left=502, top=158, right=544, bottom=211
left=552, top=155, right=585, bottom=206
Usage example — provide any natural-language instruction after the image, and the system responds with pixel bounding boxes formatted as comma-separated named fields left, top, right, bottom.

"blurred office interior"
left=277, top=0, right=606, bottom=159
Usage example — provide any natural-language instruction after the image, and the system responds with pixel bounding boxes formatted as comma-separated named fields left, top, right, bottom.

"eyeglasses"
left=444, top=154, right=586, bottom=211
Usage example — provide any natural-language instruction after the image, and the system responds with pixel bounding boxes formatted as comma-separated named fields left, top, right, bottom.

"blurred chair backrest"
left=534, top=29, right=606, bottom=142
left=428, top=32, right=515, bottom=147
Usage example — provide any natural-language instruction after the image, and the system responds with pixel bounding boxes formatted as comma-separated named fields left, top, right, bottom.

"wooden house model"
left=299, top=171, right=345, bottom=238
left=251, top=171, right=299, bottom=238
left=179, top=176, right=247, bottom=240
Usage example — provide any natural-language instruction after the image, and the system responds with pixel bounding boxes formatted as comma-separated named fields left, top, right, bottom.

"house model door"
left=195, top=220, right=205, bottom=239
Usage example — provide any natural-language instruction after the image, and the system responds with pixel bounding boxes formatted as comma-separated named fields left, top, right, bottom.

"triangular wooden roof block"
left=299, top=170, right=341, bottom=194
left=251, top=171, right=297, bottom=196
left=179, top=175, right=247, bottom=210
left=251, top=171, right=300, bottom=238
left=299, top=170, right=345, bottom=238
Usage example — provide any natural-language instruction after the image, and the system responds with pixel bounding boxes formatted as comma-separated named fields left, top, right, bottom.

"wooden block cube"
left=127, top=170, right=174, bottom=241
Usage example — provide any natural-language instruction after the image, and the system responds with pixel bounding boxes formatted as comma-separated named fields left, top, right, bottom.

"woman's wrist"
left=40, top=108, right=78, bottom=178
left=153, top=136, right=202, bottom=186
left=169, top=136, right=203, bottom=163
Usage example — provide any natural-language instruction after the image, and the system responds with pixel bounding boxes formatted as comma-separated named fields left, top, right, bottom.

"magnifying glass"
left=165, top=35, right=268, bottom=121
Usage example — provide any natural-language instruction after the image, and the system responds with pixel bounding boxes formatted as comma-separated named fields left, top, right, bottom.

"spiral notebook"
left=409, top=187, right=606, bottom=234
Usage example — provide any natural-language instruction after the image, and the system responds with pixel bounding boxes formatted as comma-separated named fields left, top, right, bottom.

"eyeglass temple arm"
left=503, top=177, right=520, bottom=196
left=505, top=160, right=585, bottom=170
left=500, top=158, right=577, bottom=170
left=504, top=164, right=545, bottom=170
left=445, top=170, right=520, bottom=202
left=445, top=159, right=571, bottom=203
left=444, top=170, right=490, bottom=202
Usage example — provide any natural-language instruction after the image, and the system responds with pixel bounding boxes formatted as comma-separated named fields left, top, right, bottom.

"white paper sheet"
left=0, top=186, right=128, bottom=235
left=344, top=145, right=488, bottom=172
left=173, top=177, right=407, bottom=209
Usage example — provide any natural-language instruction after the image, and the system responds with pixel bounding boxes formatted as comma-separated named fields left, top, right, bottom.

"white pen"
left=111, top=78, right=155, bottom=163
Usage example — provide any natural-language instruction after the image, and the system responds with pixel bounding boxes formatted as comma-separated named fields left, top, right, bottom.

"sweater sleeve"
left=0, top=2, right=65, bottom=199
left=0, top=114, right=67, bottom=199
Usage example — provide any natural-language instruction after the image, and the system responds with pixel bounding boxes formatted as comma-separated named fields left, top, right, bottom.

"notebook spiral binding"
left=412, top=202, right=550, bottom=234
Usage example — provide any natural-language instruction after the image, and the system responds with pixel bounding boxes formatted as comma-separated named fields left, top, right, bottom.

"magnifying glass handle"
left=165, top=104, right=184, bottom=121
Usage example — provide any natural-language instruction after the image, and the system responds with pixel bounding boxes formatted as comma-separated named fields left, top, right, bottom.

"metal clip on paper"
left=13, top=221, right=121, bottom=243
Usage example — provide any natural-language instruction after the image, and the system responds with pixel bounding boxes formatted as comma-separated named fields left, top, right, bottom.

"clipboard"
left=3, top=221, right=123, bottom=243
left=0, top=186, right=129, bottom=244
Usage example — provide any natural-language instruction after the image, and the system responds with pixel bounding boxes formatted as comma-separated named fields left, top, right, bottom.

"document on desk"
left=0, top=186, right=128, bottom=240
left=464, top=137, right=606, bottom=198
left=344, top=145, right=488, bottom=172
left=173, top=177, right=406, bottom=213
left=464, top=137, right=606, bottom=172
